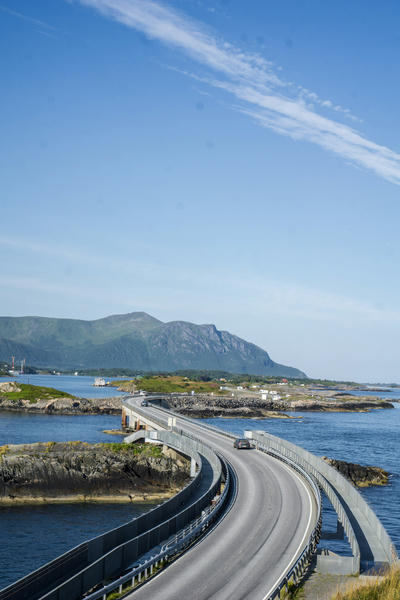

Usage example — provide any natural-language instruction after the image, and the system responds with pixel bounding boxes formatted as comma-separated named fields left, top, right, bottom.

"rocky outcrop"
left=0, top=389, right=393, bottom=417
left=0, top=381, right=21, bottom=393
left=322, top=457, right=389, bottom=487
left=165, top=394, right=288, bottom=418
left=162, top=394, right=393, bottom=418
left=0, top=442, right=189, bottom=503
left=289, top=398, right=393, bottom=412
left=0, top=396, right=123, bottom=414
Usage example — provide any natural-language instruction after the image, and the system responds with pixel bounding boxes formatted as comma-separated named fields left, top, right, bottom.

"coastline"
left=0, top=379, right=395, bottom=419
left=0, top=441, right=190, bottom=505
left=0, top=490, right=178, bottom=506
left=0, top=396, right=123, bottom=415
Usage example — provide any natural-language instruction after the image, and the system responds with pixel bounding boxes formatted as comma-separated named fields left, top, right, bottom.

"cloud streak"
left=0, top=5, right=57, bottom=31
left=1, top=235, right=398, bottom=325
left=74, top=0, right=400, bottom=185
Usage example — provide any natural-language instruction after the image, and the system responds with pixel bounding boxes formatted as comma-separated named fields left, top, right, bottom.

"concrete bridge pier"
left=321, top=519, right=344, bottom=540
left=122, top=404, right=164, bottom=434
left=122, top=407, right=149, bottom=432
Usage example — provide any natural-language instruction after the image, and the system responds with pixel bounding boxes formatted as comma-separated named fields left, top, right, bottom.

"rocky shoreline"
left=323, top=457, right=390, bottom=487
left=0, top=441, right=189, bottom=504
left=0, top=380, right=394, bottom=418
left=0, top=396, right=123, bottom=414
left=286, top=398, right=394, bottom=412
left=0, top=392, right=393, bottom=417
left=164, top=394, right=394, bottom=418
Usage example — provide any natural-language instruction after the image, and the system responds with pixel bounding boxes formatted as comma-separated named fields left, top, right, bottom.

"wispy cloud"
left=0, top=276, right=140, bottom=310
left=0, top=5, right=57, bottom=31
left=1, top=235, right=399, bottom=325
left=240, top=278, right=400, bottom=324
left=0, top=234, right=156, bottom=276
left=74, top=0, right=400, bottom=185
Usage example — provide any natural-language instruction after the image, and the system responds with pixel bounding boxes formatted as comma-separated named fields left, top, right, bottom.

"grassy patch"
left=281, top=581, right=305, bottom=599
left=0, top=445, right=9, bottom=460
left=44, top=441, right=56, bottom=452
left=101, top=442, right=163, bottom=458
left=332, top=567, right=400, bottom=600
left=1, top=383, right=76, bottom=402
left=130, top=375, right=228, bottom=395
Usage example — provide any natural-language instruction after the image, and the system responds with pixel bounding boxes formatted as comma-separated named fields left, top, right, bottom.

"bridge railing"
left=130, top=395, right=237, bottom=442
left=37, top=431, right=226, bottom=600
left=254, top=443, right=322, bottom=599
left=128, top=397, right=397, bottom=566
left=123, top=400, right=169, bottom=430
left=0, top=430, right=223, bottom=600
left=247, top=431, right=397, bottom=566
left=81, top=452, right=235, bottom=600
left=131, top=398, right=327, bottom=589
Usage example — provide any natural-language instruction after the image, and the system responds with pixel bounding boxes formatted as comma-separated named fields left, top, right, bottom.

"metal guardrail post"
left=79, top=453, right=235, bottom=600
left=1, top=416, right=232, bottom=600
left=248, top=438, right=322, bottom=600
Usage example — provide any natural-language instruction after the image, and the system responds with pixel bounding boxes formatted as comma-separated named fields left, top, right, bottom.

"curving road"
left=125, top=399, right=318, bottom=600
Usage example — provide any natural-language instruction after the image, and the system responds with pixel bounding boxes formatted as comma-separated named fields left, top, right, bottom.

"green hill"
left=0, top=312, right=306, bottom=378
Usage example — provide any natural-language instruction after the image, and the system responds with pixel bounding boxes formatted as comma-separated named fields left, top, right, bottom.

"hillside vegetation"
left=115, top=375, right=229, bottom=395
left=0, top=382, right=75, bottom=402
left=0, top=312, right=306, bottom=377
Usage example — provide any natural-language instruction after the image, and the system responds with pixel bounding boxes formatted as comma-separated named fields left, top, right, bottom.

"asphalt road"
left=126, top=401, right=318, bottom=600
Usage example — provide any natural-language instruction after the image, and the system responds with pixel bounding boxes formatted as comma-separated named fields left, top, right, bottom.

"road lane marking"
left=261, top=458, right=315, bottom=600
left=130, top=398, right=316, bottom=600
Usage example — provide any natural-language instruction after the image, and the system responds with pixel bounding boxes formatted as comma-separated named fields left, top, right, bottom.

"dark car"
left=233, top=438, right=251, bottom=449
left=141, top=400, right=149, bottom=407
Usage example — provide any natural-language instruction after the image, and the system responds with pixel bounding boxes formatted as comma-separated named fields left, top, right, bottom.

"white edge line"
left=261, top=459, right=315, bottom=600
left=131, top=398, right=316, bottom=599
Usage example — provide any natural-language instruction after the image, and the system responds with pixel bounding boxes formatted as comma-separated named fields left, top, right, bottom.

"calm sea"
left=201, top=398, right=400, bottom=557
left=0, top=377, right=399, bottom=589
left=0, top=374, right=127, bottom=399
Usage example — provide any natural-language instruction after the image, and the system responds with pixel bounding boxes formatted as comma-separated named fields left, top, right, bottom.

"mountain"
left=0, top=312, right=306, bottom=377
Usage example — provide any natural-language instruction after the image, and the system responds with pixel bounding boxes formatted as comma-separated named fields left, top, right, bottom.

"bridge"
left=1, top=394, right=397, bottom=600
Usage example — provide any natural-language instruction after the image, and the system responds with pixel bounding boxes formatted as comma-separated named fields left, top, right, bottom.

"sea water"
left=201, top=400, right=400, bottom=556
left=0, top=383, right=399, bottom=589
left=0, top=373, right=127, bottom=399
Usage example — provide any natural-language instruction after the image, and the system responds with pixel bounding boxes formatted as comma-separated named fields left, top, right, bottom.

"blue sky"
left=1, top=0, right=400, bottom=381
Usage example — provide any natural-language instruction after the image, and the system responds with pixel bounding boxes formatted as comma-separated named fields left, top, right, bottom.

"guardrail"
left=0, top=430, right=223, bottom=600
left=129, top=399, right=326, bottom=595
left=126, top=399, right=366, bottom=572
left=248, top=432, right=361, bottom=574
left=10, top=395, right=392, bottom=600
left=254, top=443, right=322, bottom=599
left=248, top=431, right=398, bottom=569
left=82, top=455, right=236, bottom=600
left=35, top=430, right=226, bottom=600
left=124, top=401, right=169, bottom=430
left=125, top=396, right=397, bottom=584
left=126, top=396, right=237, bottom=443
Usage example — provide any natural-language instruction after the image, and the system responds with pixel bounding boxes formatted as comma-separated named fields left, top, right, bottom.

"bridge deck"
left=124, top=397, right=319, bottom=600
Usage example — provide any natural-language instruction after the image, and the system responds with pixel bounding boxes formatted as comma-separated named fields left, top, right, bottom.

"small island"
left=323, top=457, right=390, bottom=487
left=0, top=381, right=122, bottom=414
left=110, top=375, right=395, bottom=417
left=0, top=374, right=395, bottom=419
left=0, top=441, right=189, bottom=504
